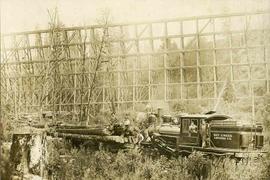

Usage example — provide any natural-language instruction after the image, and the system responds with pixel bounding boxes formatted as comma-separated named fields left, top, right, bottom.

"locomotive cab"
left=178, top=116, right=201, bottom=146
left=157, top=114, right=231, bottom=147
left=176, top=114, right=230, bottom=147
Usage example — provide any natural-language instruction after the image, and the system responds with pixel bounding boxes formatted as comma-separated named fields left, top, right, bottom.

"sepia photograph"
left=0, top=0, right=270, bottom=179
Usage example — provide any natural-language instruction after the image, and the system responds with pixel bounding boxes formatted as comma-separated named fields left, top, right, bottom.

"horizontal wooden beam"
left=2, top=45, right=270, bottom=65
left=2, top=10, right=269, bottom=36
left=19, top=95, right=266, bottom=107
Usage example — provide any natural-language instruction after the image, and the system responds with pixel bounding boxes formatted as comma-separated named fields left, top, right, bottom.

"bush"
left=186, top=152, right=211, bottom=179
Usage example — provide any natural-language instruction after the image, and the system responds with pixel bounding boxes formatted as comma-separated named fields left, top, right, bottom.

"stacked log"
left=55, top=127, right=112, bottom=136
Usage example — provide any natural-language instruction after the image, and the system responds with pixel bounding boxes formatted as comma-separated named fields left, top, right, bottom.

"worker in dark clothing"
left=110, top=112, right=118, bottom=125
left=201, top=120, right=209, bottom=148
left=124, top=113, right=131, bottom=130
left=108, top=112, right=119, bottom=134
left=123, top=113, right=133, bottom=143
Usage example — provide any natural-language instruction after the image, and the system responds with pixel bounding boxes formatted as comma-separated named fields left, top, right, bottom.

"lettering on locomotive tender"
left=213, top=133, right=233, bottom=140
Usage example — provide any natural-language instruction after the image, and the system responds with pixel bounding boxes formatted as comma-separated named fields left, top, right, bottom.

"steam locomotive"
left=146, top=112, right=264, bottom=158
left=31, top=111, right=265, bottom=158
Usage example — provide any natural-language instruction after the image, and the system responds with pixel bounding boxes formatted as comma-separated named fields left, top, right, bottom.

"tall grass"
left=47, top=145, right=270, bottom=180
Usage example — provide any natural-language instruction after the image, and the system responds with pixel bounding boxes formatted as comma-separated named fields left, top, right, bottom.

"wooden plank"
left=3, top=11, right=269, bottom=36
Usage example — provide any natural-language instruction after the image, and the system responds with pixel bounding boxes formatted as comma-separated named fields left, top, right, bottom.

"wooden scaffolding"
left=1, top=11, right=270, bottom=120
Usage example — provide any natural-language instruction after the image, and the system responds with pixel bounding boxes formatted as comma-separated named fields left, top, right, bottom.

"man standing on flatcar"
left=124, top=113, right=131, bottom=133
left=110, top=112, right=118, bottom=124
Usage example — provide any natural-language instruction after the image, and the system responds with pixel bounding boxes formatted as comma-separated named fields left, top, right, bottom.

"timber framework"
left=1, top=11, right=270, bottom=119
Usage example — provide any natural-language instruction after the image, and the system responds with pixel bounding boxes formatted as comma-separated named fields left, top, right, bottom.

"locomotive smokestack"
left=157, top=108, right=162, bottom=124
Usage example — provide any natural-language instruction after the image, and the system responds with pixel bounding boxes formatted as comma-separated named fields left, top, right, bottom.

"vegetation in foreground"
left=45, top=143, right=270, bottom=180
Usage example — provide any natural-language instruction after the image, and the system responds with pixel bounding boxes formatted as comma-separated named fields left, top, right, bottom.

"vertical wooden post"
left=264, top=29, right=269, bottom=93
left=164, top=22, right=168, bottom=102
left=244, top=15, right=254, bottom=121
left=135, top=25, right=144, bottom=104
left=132, top=55, right=136, bottom=111
left=63, top=30, right=70, bottom=113
left=37, top=33, right=44, bottom=114
left=117, top=57, right=120, bottom=110
left=13, top=35, right=19, bottom=120
left=26, top=34, right=34, bottom=112
left=149, top=24, right=153, bottom=104
left=229, top=33, right=234, bottom=81
left=213, top=19, right=218, bottom=100
left=87, top=28, right=94, bottom=121
left=73, top=32, right=77, bottom=120
left=120, top=26, right=127, bottom=111
left=180, top=21, right=184, bottom=100
left=196, top=19, right=201, bottom=99
left=228, top=17, right=234, bottom=113
left=0, top=38, right=7, bottom=117
left=19, top=35, right=23, bottom=117
left=101, top=28, right=106, bottom=111
left=77, top=29, right=83, bottom=115
left=266, top=51, right=269, bottom=93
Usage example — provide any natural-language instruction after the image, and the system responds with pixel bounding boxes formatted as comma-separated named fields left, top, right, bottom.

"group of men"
left=109, top=110, right=156, bottom=145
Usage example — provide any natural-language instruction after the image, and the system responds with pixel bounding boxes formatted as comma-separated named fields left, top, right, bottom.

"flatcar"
left=148, top=112, right=264, bottom=158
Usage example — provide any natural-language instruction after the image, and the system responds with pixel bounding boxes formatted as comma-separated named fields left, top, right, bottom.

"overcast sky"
left=1, top=0, right=269, bottom=33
